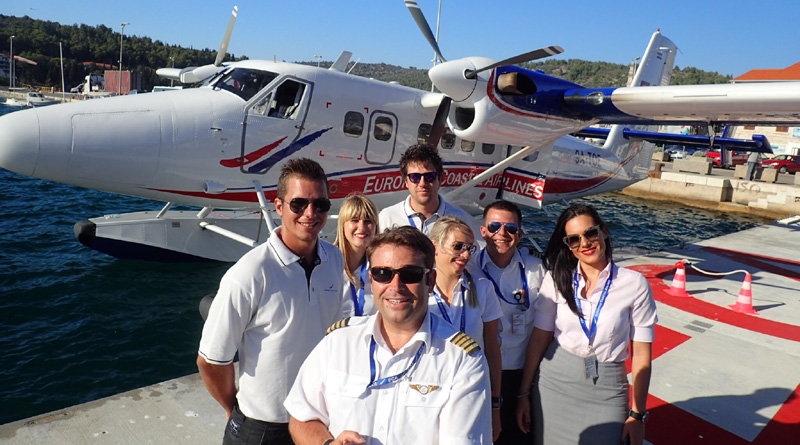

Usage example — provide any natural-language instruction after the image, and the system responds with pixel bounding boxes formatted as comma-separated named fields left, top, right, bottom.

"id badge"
left=584, top=354, right=598, bottom=379
left=511, top=313, right=525, bottom=334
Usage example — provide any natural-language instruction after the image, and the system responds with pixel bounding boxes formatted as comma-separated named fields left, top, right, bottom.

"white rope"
left=683, top=260, right=749, bottom=277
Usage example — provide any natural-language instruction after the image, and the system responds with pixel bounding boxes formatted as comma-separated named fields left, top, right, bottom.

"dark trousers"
left=223, top=403, right=293, bottom=445
left=494, top=369, right=533, bottom=445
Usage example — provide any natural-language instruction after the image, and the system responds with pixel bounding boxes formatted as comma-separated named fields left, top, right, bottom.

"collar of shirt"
left=574, top=261, right=615, bottom=302
left=268, top=227, right=329, bottom=267
left=480, top=247, right=523, bottom=275
left=365, top=310, right=434, bottom=354
left=433, top=273, right=471, bottom=299
left=403, top=194, right=446, bottom=220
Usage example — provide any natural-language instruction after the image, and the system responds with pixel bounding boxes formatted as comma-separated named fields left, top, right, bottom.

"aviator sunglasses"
left=563, top=225, right=602, bottom=249
left=370, top=266, right=429, bottom=284
left=486, top=222, right=519, bottom=235
left=285, top=197, right=332, bottom=214
left=451, top=242, right=478, bottom=255
left=405, top=171, right=439, bottom=184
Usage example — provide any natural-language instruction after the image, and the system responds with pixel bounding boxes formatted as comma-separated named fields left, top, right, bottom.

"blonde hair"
left=430, top=216, right=478, bottom=308
left=334, top=193, right=380, bottom=285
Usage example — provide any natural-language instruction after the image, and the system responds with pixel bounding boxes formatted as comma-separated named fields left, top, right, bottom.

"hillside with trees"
left=2, top=14, right=731, bottom=92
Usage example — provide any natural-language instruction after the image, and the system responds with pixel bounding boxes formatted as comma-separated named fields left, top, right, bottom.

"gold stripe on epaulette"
left=326, top=317, right=350, bottom=335
left=450, top=332, right=481, bottom=356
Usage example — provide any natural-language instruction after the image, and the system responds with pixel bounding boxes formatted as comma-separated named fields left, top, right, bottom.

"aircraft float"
left=1, top=2, right=799, bottom=262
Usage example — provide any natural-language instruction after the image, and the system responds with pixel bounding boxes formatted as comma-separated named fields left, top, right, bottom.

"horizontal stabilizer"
left=572, top=128, right=773, bottom=153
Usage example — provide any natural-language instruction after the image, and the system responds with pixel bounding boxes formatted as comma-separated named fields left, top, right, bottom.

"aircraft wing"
left=560, top=82, right=800, bottom=126
left=573, top=127, right=773, bottom=153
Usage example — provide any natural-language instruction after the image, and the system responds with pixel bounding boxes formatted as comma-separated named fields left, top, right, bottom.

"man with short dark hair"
left=379, top=144, right=479, bottom=236
left=197, top=158, right=345, bottom=445
left=475, top=200, right=545, bottom=445
left=285, top=227, right=492, bottom=444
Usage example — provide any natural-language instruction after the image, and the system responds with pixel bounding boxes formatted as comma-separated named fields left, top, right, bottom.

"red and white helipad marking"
left=620, top=228, right=800, bottom=444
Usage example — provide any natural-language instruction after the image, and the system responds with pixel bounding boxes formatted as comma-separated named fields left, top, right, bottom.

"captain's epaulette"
left=450, top=332, right=481, bottom=356
left=326, top=317, right=351, bottom=335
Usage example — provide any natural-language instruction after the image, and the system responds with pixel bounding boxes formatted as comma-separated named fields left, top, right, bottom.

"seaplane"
left=1, top=2, right=799, bottom=262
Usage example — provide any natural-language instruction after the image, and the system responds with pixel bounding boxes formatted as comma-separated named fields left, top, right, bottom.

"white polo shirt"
left=533, top=263, right=658, bottom=363
left=198, top=228, right=345, bottom=423
left=378, top=195, right=483, bottom=238
left=340, top=260, right=376, bottom=318
left=429, top=273, right=503, bottom=350
left=476, top=248, right=546, bottom=370
left=284, top=311, right=492, bottom=444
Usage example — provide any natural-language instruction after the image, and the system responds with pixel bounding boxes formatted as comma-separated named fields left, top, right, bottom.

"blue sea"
left=0, top=103, right=772, bottom=425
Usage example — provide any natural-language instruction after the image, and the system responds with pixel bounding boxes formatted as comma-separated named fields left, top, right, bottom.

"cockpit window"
left=214, top=68, right=278, bottom=101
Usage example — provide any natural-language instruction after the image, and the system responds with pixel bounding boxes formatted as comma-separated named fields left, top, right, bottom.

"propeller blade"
left=465, top=45, right=563, bottom=79
left=429, top=96, right=452, bottom=147
left=214, top=6, right=239, bottom=67
left=404, top=0, right=447, bottom=63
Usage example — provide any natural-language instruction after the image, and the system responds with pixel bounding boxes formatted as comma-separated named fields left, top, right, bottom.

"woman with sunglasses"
left=334, top=193, right=379, bottom=317
left=515, top=204, right=657, bottom=445
left=429, top=216, right=504, bottom=441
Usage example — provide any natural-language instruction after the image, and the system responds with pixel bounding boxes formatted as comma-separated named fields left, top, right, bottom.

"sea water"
left=0, top=104, right=771, bottom=425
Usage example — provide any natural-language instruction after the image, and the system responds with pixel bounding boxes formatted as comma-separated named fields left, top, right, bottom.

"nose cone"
left=429, top=57, right=496, bottom=103
left=0, top=108, right=40, bottom=177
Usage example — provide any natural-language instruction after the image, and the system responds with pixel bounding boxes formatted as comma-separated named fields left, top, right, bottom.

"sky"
left=5, top=0, right=800, bottom=77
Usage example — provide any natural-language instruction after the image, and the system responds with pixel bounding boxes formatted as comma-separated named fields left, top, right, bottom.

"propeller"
left=464, top=45, right=564, bottom=79
left=404, top=0, right=447, bottom=63
left=214, top=6, right=239, bottom=67
left=428, top=96, right=452, bottom=147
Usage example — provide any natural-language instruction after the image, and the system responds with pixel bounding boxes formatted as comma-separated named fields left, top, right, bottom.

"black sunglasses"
left=486, top=222, right=519, bottom=235
left=370, top=266, right=429, bottom=284
left=451, top=242, right=477, bottom=255
left=286, top=197, right=332, bottom=214
left=405, top=171, right=439, bottom=184
left=563, top=225, right=601, bottom=249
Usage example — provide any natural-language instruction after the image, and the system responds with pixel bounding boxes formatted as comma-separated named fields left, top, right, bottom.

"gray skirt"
left=532, top=341, right=629, bottom=445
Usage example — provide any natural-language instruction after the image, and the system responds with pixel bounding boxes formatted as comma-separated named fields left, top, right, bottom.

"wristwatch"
left=323, top=439, right=335, bottom=445
left=491, top=396, right=503, bottom=409
left=628, top=409, right=649, bottom=424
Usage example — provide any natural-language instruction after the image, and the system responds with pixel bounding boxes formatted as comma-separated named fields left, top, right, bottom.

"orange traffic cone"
left=729, top=272, right=759, bottom=315
left=665, top=260, right=692, bottom=297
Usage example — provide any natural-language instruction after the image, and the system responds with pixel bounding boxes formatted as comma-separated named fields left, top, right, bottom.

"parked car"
left=760, top=155, right=800, bottom=174
left=705, top=150, right=748, bottom=168
left=665, top=145, right=702, bottom=160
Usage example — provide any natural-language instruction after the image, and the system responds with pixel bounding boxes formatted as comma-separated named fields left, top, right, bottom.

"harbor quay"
left=2, top=221, right=799, bottom=444
left=621, top=159, right=800, bottom=219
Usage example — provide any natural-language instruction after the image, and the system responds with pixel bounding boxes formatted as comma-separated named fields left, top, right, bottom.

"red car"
left=760, top=155, right=800, bottom=174
left=705, top=150, right=748, bottom=167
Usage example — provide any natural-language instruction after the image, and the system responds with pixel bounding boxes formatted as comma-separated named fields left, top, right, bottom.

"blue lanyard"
left=481, top=250, right=529, bottom=310
left=348, top=261, right=367, bottom=316
left=573, top=264, right=615, bottom=344
left=433, top=284, right=467, bottom=333
left=367, top=337, right=425, bottom=389
left=407, top=214, right=416, bottom=229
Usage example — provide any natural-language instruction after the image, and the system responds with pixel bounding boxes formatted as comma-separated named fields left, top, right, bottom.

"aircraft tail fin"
left=603, top=31, right=678, bottom=177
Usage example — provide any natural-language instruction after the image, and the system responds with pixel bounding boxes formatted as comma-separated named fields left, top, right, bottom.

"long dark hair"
left=543, top=204, right=613, bottom=316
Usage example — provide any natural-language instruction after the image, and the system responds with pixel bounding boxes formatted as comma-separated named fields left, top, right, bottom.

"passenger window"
left=441, top=128, right=455, bottom=149
left=374, top=116, right=393, bottom=141
left=418, top=124, right=432, bottom=144
left=268, top=80, right=305, bottom=119
left=482, top=143, right=495, bottom=155
left=461, top=140, right=475, bottom=152
left=343, top=112, right=364, bottom=137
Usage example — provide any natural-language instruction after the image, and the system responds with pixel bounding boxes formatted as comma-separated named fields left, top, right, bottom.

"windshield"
left=213, top=68, right=279, bottom=101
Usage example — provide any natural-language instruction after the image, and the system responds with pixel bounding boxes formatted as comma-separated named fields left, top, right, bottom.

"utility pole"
left=119, top=22, right=130, bottom=95
left=314, top=55, right=322, bottom=67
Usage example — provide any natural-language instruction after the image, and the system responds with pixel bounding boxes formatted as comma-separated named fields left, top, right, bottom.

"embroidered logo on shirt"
left=409, top=384, right=440, bottom=395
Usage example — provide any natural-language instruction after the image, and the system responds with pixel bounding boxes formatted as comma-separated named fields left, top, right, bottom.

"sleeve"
left=438, top=353, right=492, bottom=444
left=476, top=278, right=503, bottom=323
left=532, top=271, right=558, bottom=331
left=284, top=336, right=331, bottom=424
left=197, top=264, right=259, bottom=364
left=629, top=272, right=658, bottom=343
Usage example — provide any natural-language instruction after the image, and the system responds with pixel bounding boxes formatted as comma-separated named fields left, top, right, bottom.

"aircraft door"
left=240, top=77, right=312, bottom=174
left=364, top=111, right=398, bottom=165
